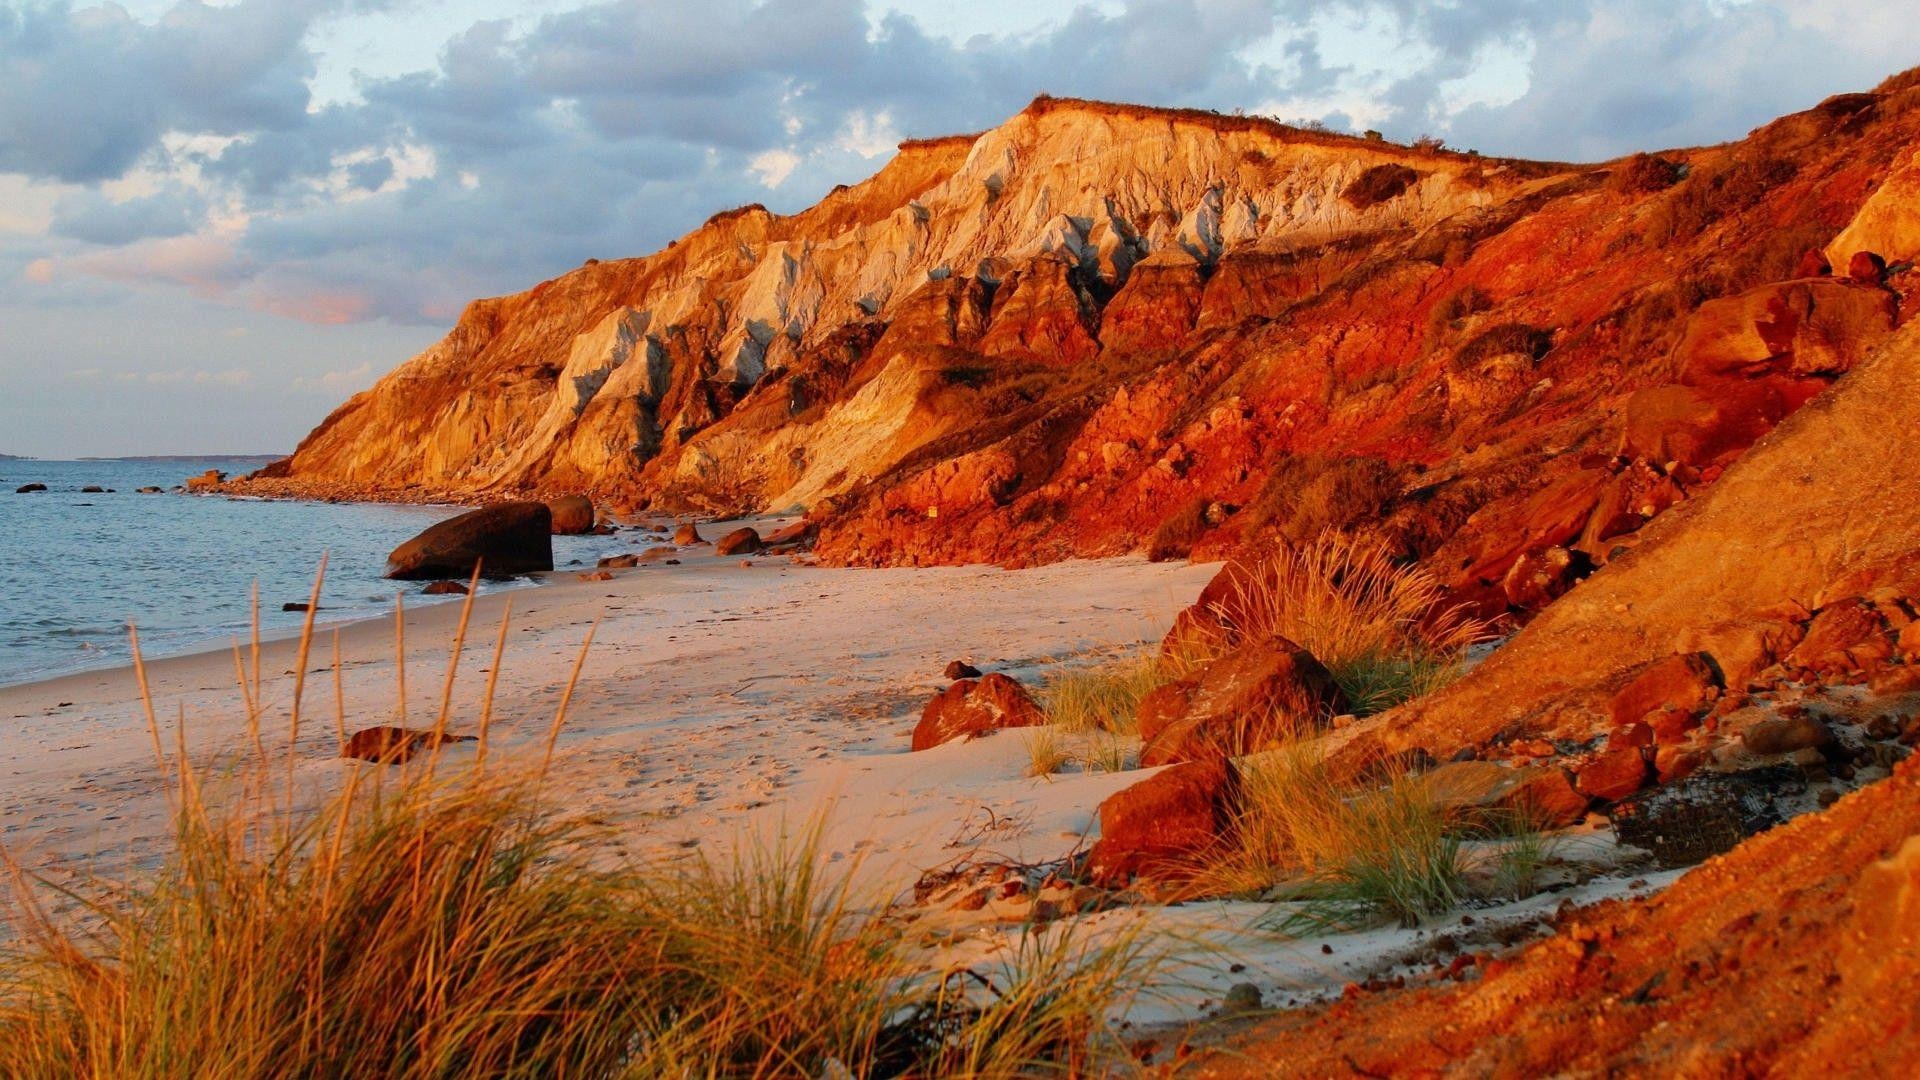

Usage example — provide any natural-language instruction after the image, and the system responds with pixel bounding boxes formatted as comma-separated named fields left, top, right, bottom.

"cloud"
left=50, top=185, right=208, bottom=245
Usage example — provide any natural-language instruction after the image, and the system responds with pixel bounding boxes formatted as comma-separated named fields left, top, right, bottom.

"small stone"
left=1742, top=713, right=1833, bottom=756
left=1223, top=983, right=1263, bottom=1013
left=944, top=660, right=983, bottom=680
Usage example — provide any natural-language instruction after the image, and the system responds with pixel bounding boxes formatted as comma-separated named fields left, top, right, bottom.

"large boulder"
left=715, top=527, right=764, bottom=557
left=386, top=503, right=554, bottom=580
left=912, top=673, right=1046, bottom=751
left=1087, top=758, right=1241, bottom=889
left=184, top=468, right=225, bottom=492
left=14, top=483, right=45, bottom=493
left=1140, top=637, right=1346, bottom=767
left=546, top=494, right=596, bottom=535
left=1670, top=279, right=1896, bottom=384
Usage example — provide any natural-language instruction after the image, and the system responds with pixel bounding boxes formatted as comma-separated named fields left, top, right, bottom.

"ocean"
left=0, top=457, right=640, bottom=688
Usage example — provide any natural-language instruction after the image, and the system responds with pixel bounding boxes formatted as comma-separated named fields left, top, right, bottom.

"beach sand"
left=0, top=523, right=1660, bottom=1032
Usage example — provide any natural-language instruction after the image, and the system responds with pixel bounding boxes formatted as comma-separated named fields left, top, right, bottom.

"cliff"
left=250, top=76, right=1920, bottom=599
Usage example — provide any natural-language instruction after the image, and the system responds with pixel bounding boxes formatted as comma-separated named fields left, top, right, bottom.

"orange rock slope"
left=246, top=71, right=1920, bottom=608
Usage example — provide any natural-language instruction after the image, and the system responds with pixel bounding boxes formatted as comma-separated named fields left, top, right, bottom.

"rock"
left=1574, top=746, right=1650, bottom=802
left=1786, top=597, right=1890, bottom=674
left=1086, top=758, right=1241, bottom=888
left=184, top=468, right=225, bottom=492
left=578, top=570, right=614, bottom=581
left=1607, top=767, right=1798, bottom=868
left=1135, top=678, right=1200, bottom=744
left=1742, top=713, right=1833, bottom=756
left=673, top=522, right=706, bottom=545
left=1868, top=664, right=1920, bottom=697
left=281, top=602, right=318, bottom=613
left=1501, top=546, right=1581, bottom=610
left=636, top=547, right=682, bottom=564
left=1609, top=653, right=1720, bottom=727
left=135, top=485, right=163, bottom=494
left=762, top=520, right=817, bottom=546
left=1424, top=761, right=1590, bottom=828
left=597, top=553, right=641, bottom=568
left=715, top=527, right=764, bottom=557
left=547, top=494, right=596, bottom=535
left=385, top=502, right=554, bottom=580
left=1653, top=745, right=1708, bottom=784
left=1617, top=380, right=1795, bottom=469
left=1675, top=616, right=1807, bottom=688
left=1222, top=983, right=1264, bottom=1013
left=421, top=581, right=470, bottom=595
left=1847, top=250, right=1888, bottom=285
left=911, top=673, right=1046, bottom=751
left=79, top=485, right=106, bottom=493
left=1612, top=722, right=1655, bottom=750
left=341, top=725, right=476, bottom=764
left=943, top=660, right=983, bottom=680
left=1669, top=278, right=1896, bottom=384
left=1140, top=637, right=1345, bottom=767
left=14, top=483, right=45, bottom=493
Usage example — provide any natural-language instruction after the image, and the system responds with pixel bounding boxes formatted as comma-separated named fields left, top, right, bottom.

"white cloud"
left=748, top=148, right=801, bottom=189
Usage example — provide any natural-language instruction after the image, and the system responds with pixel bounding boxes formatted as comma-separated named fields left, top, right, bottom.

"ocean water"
left=0, top=457, right=641, bottom=688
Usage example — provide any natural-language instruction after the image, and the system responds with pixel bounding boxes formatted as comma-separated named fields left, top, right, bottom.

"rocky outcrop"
left=386, top=503, right=554, bottom=580
left=1344, top=312, right=1920, bottom=766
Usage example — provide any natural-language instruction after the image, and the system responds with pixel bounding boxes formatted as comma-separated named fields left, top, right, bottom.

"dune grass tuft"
left=1211, top=532, right=1490, bottom=715
left=1039, top=652, right=1170, bottom=736
left=1193, top=743, right=1548, bottom=932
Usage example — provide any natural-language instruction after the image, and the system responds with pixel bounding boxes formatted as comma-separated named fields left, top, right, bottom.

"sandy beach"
left=0, top=521, right=1214, bottom=885
left=1, top=522, right=1673, bottom=1034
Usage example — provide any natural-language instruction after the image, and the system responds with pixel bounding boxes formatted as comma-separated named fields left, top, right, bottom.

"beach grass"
left=1192, top=743, right=1550, bottom=931
left=1039, top=652, right=1170, bottom=735
left=0, top=573, right=1152, bottom=1079
left=1208, top=532, right=1490, bottom=715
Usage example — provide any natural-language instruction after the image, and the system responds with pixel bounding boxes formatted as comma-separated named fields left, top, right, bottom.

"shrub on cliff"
left=1341, top=163, right=1422, bottom=210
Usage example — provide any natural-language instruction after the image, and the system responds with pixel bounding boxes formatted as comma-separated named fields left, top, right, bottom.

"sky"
left=4, top=1, right=1920, bottom=456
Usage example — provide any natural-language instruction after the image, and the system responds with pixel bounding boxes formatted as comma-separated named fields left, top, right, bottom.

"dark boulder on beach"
left=547, top=494, right=596, bottom=535
left=386, top=502, right=553, bottom=580
left=421, top=581, right=469, bottom=595
left=15, top=483, right=46, bottom=493
left=674, top=521, right=706, bottom=545
left=342, top=725, right=476, bottom=764
left=715, top=527, right=764, bottom=557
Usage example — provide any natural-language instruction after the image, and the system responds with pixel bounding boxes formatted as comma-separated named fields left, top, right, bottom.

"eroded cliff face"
left=254, top=77, right=1920, bottom=601
left=258, top=99, right=1543, bottom=500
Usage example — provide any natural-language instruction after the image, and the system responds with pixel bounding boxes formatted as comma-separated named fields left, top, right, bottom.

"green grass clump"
left=1193, top=744, right=1549, bottom=932
left=1039, top=653, right=1169, bottom=736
